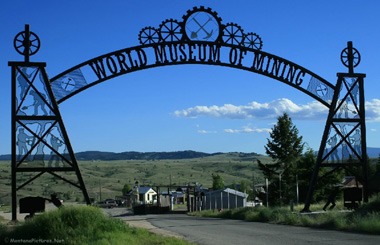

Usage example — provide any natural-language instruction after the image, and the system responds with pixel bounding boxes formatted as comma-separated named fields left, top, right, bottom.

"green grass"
left=0, top=206, right=193, bottom=245
left=0, top=154, right=270, bottom=204
left=173, top=204, right=187, bottom=210
left=0, top=205, right=10, bottom=213
left=191, top=196, right=380, bottom=235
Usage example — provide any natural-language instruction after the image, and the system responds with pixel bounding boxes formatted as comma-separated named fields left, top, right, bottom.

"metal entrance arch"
left=9, top=6, right=367, bottom=220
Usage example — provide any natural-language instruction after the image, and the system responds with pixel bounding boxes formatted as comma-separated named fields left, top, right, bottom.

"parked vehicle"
left=115, top=199, right=126, bottom=207
left=253, top=199, right=263, bottom=207
left=96, top=199, right=118, bottom=208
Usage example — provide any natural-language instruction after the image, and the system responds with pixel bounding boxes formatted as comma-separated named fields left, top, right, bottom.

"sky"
left=1, top=0, right=380, bottom=155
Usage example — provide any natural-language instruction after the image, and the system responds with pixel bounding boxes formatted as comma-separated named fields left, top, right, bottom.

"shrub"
left=352, top=195, right=380, bottom=216
left=1, top=206, right=193, bottom=245
left=256, top=207, right=272, bottom=222
left=6, top=206, right=127, bottom=243
left=353, top=212, right=380, bottom=234
left=193, top=199, right=380, bottom=235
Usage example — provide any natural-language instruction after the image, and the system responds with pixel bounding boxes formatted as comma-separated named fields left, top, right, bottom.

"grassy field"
left=0, top=153, right=272, bottom=205
left=0, top=206, right=194, bottom=245
left=191, top=195, right=380, bottom=235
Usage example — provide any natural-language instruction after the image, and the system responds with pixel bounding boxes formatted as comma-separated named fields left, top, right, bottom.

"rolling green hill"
left=0, top=152, right=271, bottom=205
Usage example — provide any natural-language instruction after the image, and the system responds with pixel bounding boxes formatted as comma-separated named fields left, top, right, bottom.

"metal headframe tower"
left=9, top=25, right=90, bottom=221
left=303, top=41, right=368, bottom=212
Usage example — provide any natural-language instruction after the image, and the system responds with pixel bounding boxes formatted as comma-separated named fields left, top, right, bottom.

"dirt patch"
left=125, top=218, right=183, bottom=238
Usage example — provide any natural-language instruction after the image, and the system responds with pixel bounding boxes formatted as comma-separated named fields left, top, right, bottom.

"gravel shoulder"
left=102, top=208, right=184, bottom=239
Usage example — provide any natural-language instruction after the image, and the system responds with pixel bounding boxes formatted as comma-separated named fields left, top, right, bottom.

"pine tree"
left=377, top=154, right=380, bottom=172
left=260, top=113, right=304, bottom=205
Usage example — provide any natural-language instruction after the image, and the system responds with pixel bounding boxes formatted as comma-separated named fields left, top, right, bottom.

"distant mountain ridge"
left=0, top=150, right=227, bottom=161
left=366, top=147, right=380, bottom=158
left=0, top=148, right=379, bottom=161
left=75, top=150, right=222, bottom=160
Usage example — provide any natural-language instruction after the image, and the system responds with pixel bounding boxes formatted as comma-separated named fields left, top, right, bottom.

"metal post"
left=220, top=191, right=223, bottom=210
left=359, top=76, right=369, bottom=202
left=11, top=65, right=17, bottom=221
left=296, top=175, right=299, bottom=205
left=347, top=41, right=354, bottom=74
left=24, top=25, right=30, bottom=63
left=265, top=178, right=269, bottom=207
left=227, top=191, right=230, bottom=209
left=279, top=172, right=282, bottom=205
left=209, top=192, right=211, bottom=210
left=235, top=189, right=237, bottom=208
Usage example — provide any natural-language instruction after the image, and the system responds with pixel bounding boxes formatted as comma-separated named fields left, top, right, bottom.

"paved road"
left=116, top=212, right=380, bottom=245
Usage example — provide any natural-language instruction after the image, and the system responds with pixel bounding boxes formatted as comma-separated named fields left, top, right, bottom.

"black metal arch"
left=50, top=41, right=335, bottom=108
left=9, top=6, right=368, bottom=221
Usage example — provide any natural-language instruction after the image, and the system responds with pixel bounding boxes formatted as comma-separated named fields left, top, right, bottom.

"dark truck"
left=96, top=199, right=118, bottom=208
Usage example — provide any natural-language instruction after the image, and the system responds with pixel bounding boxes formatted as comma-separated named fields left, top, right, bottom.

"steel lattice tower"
left=303, top=42, right=368, bottom=212
left=10, top=25, right=90, bottom=221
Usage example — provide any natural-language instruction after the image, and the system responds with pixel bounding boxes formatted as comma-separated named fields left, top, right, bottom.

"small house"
left=137, top=186, right=157, bottom=204
left=127, top=186, right=157, bottom=205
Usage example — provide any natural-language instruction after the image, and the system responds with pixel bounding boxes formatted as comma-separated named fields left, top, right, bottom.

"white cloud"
left=174, top=98, right=328, bottom=120
left=365, top=99, right=380, bottom=122
left=224, top=126, right=272, bottom=134
left=174, top=98, right=380, bottom=122
left=198, top=130, right=217, bottom=134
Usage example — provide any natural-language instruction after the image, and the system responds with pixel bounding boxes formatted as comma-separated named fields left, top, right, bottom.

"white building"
left=136, top=186, right=157, bottom=204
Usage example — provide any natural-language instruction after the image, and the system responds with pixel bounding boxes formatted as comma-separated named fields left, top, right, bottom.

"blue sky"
left=1, top=0, right=380, bottom=155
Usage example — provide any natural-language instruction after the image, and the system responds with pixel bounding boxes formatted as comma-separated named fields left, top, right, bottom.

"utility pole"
left=99, top=181, right=102, bottom=202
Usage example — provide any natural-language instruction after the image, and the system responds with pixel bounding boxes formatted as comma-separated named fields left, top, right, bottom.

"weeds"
left=0, top=206, right=193, bottom=245
left=192, top=196, right=380, bottom=235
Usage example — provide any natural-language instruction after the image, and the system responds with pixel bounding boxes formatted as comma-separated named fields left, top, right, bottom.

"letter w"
left=89, top=59, right=107, bottom=79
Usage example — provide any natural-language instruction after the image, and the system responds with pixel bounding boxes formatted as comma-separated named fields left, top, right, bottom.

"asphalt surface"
left=114, top=212, right=380, bottom=245
left=4, top=207, right=379, bottom=245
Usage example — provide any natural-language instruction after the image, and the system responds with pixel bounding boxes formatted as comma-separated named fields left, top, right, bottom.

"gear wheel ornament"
left=159, top=19, right=183, bottom=42
left=340, top=42, right=361, bottom=70
left=13, top=24, right=40, bottom=62
left=182, top=6, right=222, bottom=42
left=222, top=23, right=245, bottom=45
left=138, top=27, right=160, bottom=45
left=135, top=6, right=263, bottom=49
left=243, top=32, right=263, bottom=50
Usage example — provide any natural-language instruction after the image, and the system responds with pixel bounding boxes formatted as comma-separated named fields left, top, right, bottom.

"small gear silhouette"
left=243, top=32, right=263, bottom=50
left=222, top=23, right=245, bottom=45
left=182, top=6, right=222, bottom=42
left=14, top=30, right=40, bottom=56
left=159, top=19, right=183, bottom=42
left=138, top=26, right=160, bottom=45
left=341, top=47, right=361, bottom=68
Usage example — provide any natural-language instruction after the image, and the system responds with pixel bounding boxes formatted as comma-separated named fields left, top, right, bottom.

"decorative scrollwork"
left=243, top=32, right=263, bottom=50
left=138, top=27, right=160, bottom=45
left=159, top=19, right=183, bottom=42
left=222, top=23, right=245, bottom=45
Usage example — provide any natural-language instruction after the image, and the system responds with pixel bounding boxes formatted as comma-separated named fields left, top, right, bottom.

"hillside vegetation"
left=0, top=152, right=271, bottom=204
left=192, top=195, right=380, bottom=235
left=1, top=151, right=378, bottom=205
